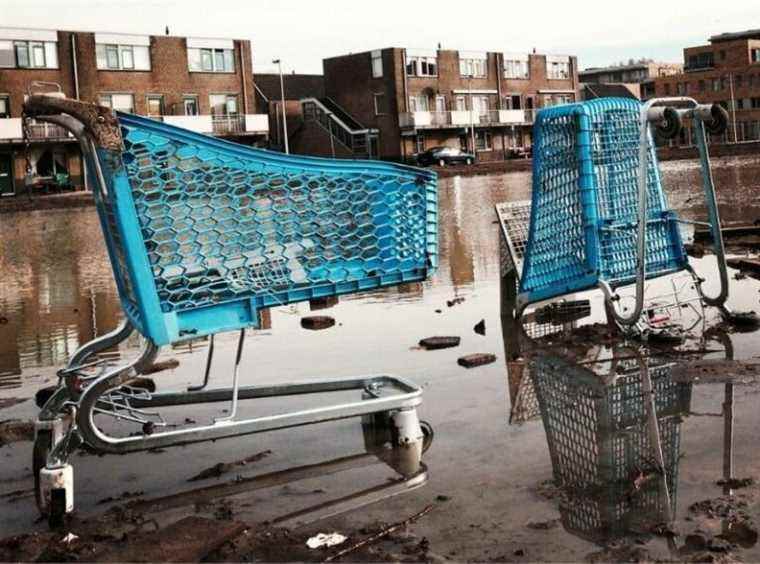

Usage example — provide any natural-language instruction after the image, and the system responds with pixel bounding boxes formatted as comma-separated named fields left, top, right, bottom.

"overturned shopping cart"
left=23, top=95, right=438, bottom=526
left=497, top=97, right=756, bottom=337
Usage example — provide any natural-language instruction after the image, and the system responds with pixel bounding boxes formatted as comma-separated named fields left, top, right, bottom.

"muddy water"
left=0, top=156, right=759, bottom=559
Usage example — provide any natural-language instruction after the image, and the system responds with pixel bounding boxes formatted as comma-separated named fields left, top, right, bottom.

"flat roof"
left=0, top=25, right=247, bottom=42
left=710, top=29, right=760, bottom=43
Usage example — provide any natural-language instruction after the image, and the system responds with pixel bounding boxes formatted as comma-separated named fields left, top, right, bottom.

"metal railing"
left=301, top=98, right=378, bottom=157
left=211, top=115, right=246, bottom=135
left=26, top=119, right=71, bottom=140
left=399, top=109, right=535, bottom=129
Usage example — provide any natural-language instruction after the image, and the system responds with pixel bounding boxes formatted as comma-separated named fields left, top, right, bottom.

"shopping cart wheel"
left=704, top=104, right=729, bottom=136
left=48, top=488, right=68, bottom=529
left=654, top=107, right=682, bottom=141
left=722, top=309, right=759, bottom=330
left=35, top=385, right=58, bottom=409
left=33, top=429, right=52, bottom=516
left=420, top=420, right=434, bottom=453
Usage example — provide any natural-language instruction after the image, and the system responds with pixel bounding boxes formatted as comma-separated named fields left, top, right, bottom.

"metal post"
left=273, top=59, right=289, bottom=154
left=214, top=329, right=246, bottom=424
left=728, top=73, right=738, bottom=144
left=469, top=78, right=475, bottom=156
left=327, top=113, right=336, bottom=158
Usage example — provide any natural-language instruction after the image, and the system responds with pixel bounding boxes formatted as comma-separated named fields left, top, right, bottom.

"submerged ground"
left=1, top=156, right=760, bottom=562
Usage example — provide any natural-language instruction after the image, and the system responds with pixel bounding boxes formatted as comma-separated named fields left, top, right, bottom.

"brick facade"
left=652, top=31, right=760, bottom=145
left=321, top=47, right=579, bottom=162
left=0, top=28, right=261, bottom=195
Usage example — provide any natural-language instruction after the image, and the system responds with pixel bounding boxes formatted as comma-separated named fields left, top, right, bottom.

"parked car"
left=508, top=146, right=533, bottom=159
left=417, top=147, right=474, bottom=167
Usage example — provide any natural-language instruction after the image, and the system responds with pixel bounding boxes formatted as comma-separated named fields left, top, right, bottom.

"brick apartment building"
left=653, top=29, right=760, bottom=146
left=580, top=60, right=682, bottom=100
left=0, top=27, right=268, bottom=196
left=292, top=47, right=579, bottom=162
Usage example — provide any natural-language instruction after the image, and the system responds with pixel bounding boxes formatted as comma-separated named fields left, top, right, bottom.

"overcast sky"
left=4, top=0, right=759, bottom=74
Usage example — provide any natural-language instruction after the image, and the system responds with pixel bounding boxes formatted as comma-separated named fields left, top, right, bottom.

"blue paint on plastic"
left=85, top=112, right=438, bottom=346
left=520, top=98, right=687, bottom=306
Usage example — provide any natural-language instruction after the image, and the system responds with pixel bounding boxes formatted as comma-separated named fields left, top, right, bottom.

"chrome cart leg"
left=188, top=334, right=214, bottom=392
left=214, top=329, right=245, bottom=424
left=390, top=408, right=424, bottom=476
left=67, top=319, right=134, bottom=369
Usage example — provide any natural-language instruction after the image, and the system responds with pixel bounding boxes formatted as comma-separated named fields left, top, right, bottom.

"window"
left=7, top=40, right=57, bottom=68
left=373, top=93, right=388, bottom=115
left=146, top=95, right=163, bottom=116
left=96, top=43, right=150, bottom=70
left=751, top=97, right=760, bottom=109
left=676, top=82, right=686, bottom=95
left=435, top=95, right=446, bottom=112
left=210, top=94, right=238, bottom=116
left=415, top=134, right=425, bottom=154
left=409, top=95, right=429, bottom=112
left=504, top=94, right=522, bottom=110
left=459, top=57, right=487, bottom=78
left=753, top=49, right=760, bottom=63
left=0, top=96, right=9, bottom=118
left=503, top=57, right=529, bottom=79
left=712, top=78, right=722, bottom=92
left=547, top=58, right=571, bottom=79
left=472, top=95, right=489, bottom=113
left=406, top=56, right=436, bottom=77
left=188, top=48, right=235, bottom=72
left=688, top=52, right=714, bottom=70
left=371, top=50, right=383, bottom=78
left=475, top=130, right=492, bottom=151
left=98, top=94, right=135, bottom=113
left=183, top=96, right=199, bottom=115
left=455, top=96, right=466, bottom=111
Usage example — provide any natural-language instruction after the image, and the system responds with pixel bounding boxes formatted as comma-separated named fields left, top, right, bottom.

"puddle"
left=0, top=155, right=759, bottom=561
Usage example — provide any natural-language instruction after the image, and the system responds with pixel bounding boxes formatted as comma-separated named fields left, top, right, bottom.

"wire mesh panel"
left=532, top=354, right=691, bottom=543
left=91, top=113, right=438, bottom=345
left=495, top=200, right=532, bottom=278
left=520, top=98, right=687, bottom=307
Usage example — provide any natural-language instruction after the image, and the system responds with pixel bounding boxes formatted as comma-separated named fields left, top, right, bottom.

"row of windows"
left=402, top=53, right=570, bottom=80
left=0, top=38, right=235, bottom=73
left=395, top=92, right=573, bottom=115
left=0, top=40, right=58, bottom=69
left=666, top=72, right=760, bottom=95
left=0, top=93, right=239, bottom=117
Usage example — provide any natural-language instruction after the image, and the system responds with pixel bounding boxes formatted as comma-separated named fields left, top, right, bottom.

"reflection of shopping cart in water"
left=497, top=97, right=757, bottom=339
left=532, top=352, right=692, bottom=544
left=24, top=95, right=438, bottom=526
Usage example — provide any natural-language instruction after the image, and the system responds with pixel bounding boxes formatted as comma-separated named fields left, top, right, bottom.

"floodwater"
left=1, top=155, right=759, bottom=560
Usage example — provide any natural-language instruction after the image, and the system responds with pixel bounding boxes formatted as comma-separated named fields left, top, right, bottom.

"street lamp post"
left=273, top=59, right=289, bottom=154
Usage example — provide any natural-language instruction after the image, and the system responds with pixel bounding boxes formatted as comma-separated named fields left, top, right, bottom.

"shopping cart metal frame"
left=24, top=94, right=437, bottom=526
left=502, top=97, right=756, bottom=336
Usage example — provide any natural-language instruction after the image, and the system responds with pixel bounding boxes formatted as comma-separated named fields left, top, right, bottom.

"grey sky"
left=3, top=0, right=758, bottom=74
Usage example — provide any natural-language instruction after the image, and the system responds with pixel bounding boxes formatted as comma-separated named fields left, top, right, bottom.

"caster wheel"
left=33, top=429, right=53, bottom=516
left=48, top=488, right=68, bottom=529
left=420, top=420, right=434, bottom=453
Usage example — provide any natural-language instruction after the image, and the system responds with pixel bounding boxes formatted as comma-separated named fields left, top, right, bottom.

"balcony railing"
left=1, top=114, right=269, bottom=142
left=399, top=109, right=534, bottom=129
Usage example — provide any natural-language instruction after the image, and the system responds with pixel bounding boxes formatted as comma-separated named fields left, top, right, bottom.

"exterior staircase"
left=298, top=97, right=379, bottom=159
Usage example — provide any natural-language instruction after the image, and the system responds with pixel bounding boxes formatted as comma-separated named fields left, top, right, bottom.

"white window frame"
left=459, top=57, right=487, bottom=78
left=11, top=40, right=57, bottom=69
left=406, top=55, right=437, bottom=77
left=409, top=95, right=429, bottom=112
left=210, top=94, right=239, bottom=116
left=98, top=93, right=135, bottom=113
left=503, top=58, right=529, bottom=79
left=547, top=58, right=571, bottom=80
left=0, top=95, right=9, bottom=118
left=188, top=47, right=235, bottom=73
left=475, top=130, right=492, bottom=151
left=183, top=95, right=199, bottom=116
left=96, top=43, right=150, bottom=71
left=371, top=50, right=383, bottom=78
left=146, top=95, right=163, bottom=116
left=373, top=92, right=387, bottom=115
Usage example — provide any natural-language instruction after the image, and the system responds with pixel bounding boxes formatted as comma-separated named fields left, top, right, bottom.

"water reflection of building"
left=532, top=354, right=692, bottom=544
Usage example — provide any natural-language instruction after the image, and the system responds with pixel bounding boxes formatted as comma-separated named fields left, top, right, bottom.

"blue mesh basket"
left=520, top=98, right=687, bottom=306
left=85, top=113, right=438, bottom=346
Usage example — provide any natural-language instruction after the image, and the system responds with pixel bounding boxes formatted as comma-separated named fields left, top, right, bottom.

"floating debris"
left=419, top=336, right=461, bottom=350
left=474, top=319, right=486, bottom=336
left=306, top=532, right=347, bottom=549
left=0, top=419, right=34, bottom=446
left=300, top=316, right=336, bottom=330
left=140, top=359, right=179, bottom=375
left=187, top=450, right=271, bottom=482
left=457, top=353, right=497, bottom=368
left=717, top=477, right=755, bottom=489
left=309, top=296, right=339, bottom=311
left=446, top=297, right=465, bottom=307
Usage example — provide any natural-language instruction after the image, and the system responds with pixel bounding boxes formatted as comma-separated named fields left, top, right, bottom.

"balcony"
left=0, top=118, right=73, bottom=142
left=399, top=109, right=534, bottom=129
left=1, top=114, right=269, bottom=142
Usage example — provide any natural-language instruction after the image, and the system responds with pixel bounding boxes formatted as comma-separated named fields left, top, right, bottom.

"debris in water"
left=727, top=257, right=760, bottom=277
left=309, top=296, right=339, bottom=311
left=446, top=297, right=465, bottom=307
left=60, top=533, right=78, bottom=546
left=526, top=519, right=559, bottom=530
left=419, top=336, right=460, bottom=350
left=140, top=359, right=179, bottom=375
left=473, top=319, right=486, bottom=336
left=300, top=316, right=336, bottom=330
left=97, top=490, right=145, bottom=505
left=434, top=309, right=442, bottom=314
left=717, top=477, right=755, bottom=489
left=188, top=450, right=271, bottom=482
left=306, top=532, right=347, bottom=549
left=0, top=420, right=35, bottom=446
left=457, top=353, right=497, bottom=368
left=684, top=243, right=706, bottom=258
left=0, top=398, right=28, bottom=410
left=323, top=504, right=434, bottom=562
